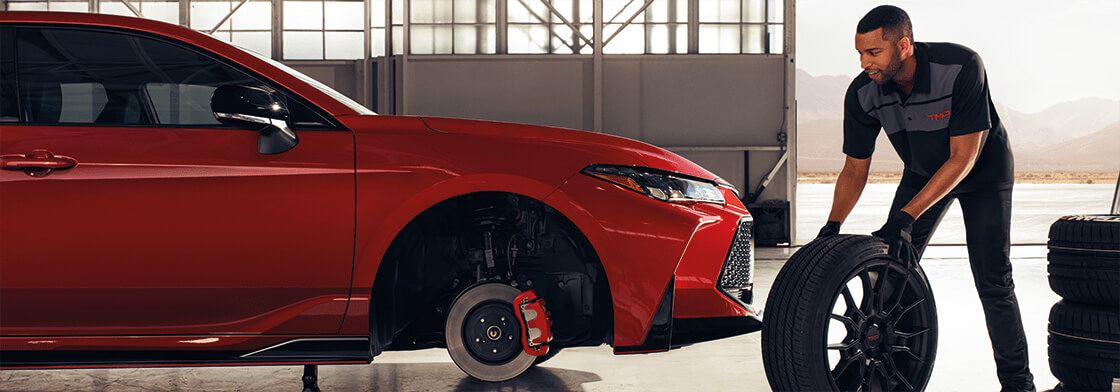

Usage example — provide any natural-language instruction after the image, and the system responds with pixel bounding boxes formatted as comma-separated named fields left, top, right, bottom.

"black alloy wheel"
left=825, top=256, right=938, bottom=391
left=763, top=235, right=938, bottom=392
left=445, top=283, right=535, bottom=382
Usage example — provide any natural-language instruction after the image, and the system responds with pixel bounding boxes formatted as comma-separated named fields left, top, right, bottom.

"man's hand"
left=817, top=221, right=841, bottom=239
left=872, top=211, right=917, bottom=264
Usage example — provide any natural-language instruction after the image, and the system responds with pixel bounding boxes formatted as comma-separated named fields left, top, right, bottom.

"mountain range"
left=795, top=69, right=1120, bottom=173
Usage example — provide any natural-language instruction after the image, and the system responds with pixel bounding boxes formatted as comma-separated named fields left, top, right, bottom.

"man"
left=817, top=5, right=1035, bottom=392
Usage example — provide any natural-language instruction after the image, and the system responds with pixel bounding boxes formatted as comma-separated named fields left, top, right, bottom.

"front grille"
left=718, top=217, right=754, bottom=305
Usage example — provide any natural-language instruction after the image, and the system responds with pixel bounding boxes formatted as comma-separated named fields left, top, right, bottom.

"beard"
left=873, top=51, right=905, bottom=85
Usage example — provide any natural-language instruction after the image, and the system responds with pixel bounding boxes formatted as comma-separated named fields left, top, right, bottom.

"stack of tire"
left=1047, top=215, right=1120, bottom=391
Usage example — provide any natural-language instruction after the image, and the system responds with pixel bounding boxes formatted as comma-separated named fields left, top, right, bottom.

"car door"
left=0, top=25, right=355, bottom=336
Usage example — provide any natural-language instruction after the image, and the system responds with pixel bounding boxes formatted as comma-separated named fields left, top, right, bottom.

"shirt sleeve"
left=948, top=54, right=992, bottom=136
left=842, top=78, right=881, bottom=159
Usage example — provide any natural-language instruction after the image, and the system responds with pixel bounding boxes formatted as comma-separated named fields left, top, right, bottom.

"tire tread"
left=1047, top=215, right=1120, bottom=305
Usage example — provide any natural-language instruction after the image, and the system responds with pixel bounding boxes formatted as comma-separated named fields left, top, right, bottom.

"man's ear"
left=898, top=36, right=914, bottom=57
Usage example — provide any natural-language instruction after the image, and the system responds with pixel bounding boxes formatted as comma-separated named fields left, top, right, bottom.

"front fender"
left=543, top=174, right=723, bottom=349
left=338, top=173, right=568, bottom=334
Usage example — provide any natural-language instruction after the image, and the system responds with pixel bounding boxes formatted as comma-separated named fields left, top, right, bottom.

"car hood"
left=419, top=116, right=721, bottom=182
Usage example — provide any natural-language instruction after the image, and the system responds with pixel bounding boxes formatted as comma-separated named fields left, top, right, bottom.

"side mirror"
left=211, top=85, right=298, bottom=155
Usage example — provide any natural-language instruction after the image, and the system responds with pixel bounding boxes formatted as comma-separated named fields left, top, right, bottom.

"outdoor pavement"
left=2, top=183, right=1116, bottom=391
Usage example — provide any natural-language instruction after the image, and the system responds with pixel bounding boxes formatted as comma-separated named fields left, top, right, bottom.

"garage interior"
left=0, top=0, right=1114, bottom=391
left=4, top=0, right=798, bottom=243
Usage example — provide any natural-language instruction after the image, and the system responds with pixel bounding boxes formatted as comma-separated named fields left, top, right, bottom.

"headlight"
left=581, top=164, right=725, bottom=204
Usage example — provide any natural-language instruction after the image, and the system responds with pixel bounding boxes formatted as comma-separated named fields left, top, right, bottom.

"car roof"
left=0, top=11, right=359, bottom=117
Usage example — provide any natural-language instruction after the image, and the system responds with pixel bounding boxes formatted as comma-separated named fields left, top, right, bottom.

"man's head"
left=855, top=5, right=914, bottom=85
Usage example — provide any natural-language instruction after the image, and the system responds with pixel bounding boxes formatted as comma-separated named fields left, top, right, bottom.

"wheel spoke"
left=830, top=313, right=860, bottom=334
left=872, top=264, right=891, bottom=313
left=861, top=360, right=876, bottom=391
left=828, top=339, right=858, bottom=351
left=880, top=353, right=916, bottom=391
left=877, top=357, right=903, bottom=392
left=859, top=267, right=874, bottom=315
left=832, top=350, right=863, bottom=378
left=890, top=345, right=923, bottom=362
left=893, top=327, right=929, bottom=340
left=886, top=270, right=912, bottom=314
left=841, top=286, right=869, bottom=321
left=895, top=297, right=927, bottom=322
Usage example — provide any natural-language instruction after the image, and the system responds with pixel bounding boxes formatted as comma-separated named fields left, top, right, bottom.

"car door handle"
left=1, top=149, right=78, bottom=175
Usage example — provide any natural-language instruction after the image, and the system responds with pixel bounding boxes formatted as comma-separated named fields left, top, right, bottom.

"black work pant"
left=888, top=185, right=1034, bottom=390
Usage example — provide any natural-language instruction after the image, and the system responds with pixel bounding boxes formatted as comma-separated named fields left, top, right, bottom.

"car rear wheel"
left=445, top=283, right=535, bottom=382
left=763, top=235, right=938, bottom=392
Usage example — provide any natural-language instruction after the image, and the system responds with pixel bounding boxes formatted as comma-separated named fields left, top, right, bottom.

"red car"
left=0, top=11, right=760, bottom=383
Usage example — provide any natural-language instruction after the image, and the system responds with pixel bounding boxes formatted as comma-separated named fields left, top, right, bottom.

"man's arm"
left=899, top=130, right=985, bottom=218
left=827, top=154, right=872, bottom=224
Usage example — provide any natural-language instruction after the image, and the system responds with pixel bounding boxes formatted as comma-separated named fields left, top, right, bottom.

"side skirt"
left=1, top=337, right=371, bottom=369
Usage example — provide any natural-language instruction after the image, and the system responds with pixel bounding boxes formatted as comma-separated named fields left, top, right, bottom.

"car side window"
left=0, top=27, right=18, bottom=122
left=13, top=26, right=333, bottom=128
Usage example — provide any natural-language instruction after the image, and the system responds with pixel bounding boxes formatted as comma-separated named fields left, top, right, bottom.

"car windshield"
left=241, top=48, right=376, bottom=116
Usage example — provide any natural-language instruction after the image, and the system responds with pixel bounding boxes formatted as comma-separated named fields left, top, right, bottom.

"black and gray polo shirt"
left=843, top=42, right=1013, bottom=192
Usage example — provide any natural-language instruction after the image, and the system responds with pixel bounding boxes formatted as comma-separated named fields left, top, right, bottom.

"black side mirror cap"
left=211, top=85, right=298, bottom=155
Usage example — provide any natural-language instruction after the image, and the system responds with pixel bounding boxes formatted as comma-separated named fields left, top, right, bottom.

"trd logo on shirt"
left=927, top=110, right=951, bottom=120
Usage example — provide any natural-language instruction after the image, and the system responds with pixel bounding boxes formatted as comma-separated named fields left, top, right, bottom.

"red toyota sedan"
left=0, top=11, right=759, bottom=382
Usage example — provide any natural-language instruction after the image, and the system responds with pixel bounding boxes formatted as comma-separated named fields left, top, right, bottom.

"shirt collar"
left=880, top=42, right=930, bottom=96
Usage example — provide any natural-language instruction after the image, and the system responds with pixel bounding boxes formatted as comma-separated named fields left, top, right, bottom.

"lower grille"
left=718, top=217, right=754, bottom=305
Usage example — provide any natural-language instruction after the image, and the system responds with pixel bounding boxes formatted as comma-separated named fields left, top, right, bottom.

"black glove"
left=872, top=210, right=917, bottom=264
left=817, top=221, right=841, bottom=238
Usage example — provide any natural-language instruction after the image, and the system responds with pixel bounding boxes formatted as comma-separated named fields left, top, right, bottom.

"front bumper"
left=621, top=214, right=761, bottom=352
left=613, top=273, right=763, bottom=353
left=671, top=315, right=763, bottom=348
left=671, top=213, right=762, bottom=347
left=639, top=212, right=762, bottom=352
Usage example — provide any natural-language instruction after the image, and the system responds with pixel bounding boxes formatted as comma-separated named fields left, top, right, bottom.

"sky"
left=796, top=0, right=1120, bottom=113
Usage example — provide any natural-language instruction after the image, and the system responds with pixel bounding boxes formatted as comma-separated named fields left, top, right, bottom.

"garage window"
left=191, top=0, right=274, bottom=58
left=12, top=0, right=786, bottom=57
left=408, top=0, right=496, bottom=54
left=283, top=0, right=366, bottom=59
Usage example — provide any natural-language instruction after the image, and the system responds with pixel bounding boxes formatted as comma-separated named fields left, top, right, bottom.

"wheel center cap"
left=865, top=326, right=882, bottom=349
left=486, top=325, right=503, bottom=341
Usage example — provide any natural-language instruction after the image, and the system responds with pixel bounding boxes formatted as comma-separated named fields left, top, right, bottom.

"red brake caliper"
left=513, top=290, right=553, bottom=356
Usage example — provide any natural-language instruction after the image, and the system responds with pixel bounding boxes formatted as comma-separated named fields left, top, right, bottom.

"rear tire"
left=762, top=235, right=938, bottom=391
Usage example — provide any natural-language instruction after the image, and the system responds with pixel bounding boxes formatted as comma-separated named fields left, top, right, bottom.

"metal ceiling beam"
left=209, top=0, right=251, bottom=34
left=537, top=0, right=593, bottom=48
left=118, top=0, right=142, bottom=17
left=602, top=0, right=654, bottom=47
left=515, top=0, right=577, bottom=52
left=606, top=0, right=636, bottom=24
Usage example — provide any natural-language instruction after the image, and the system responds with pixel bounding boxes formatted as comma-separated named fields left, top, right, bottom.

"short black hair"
left=857, top=5, right=913, bottom=43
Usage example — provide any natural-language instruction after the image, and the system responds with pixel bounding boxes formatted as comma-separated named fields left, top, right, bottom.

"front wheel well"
left=369, top=192, right=613, bottom=354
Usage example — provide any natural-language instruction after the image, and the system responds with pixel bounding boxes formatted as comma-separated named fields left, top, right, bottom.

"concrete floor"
left=2, top=184, right=1116, bottom=391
